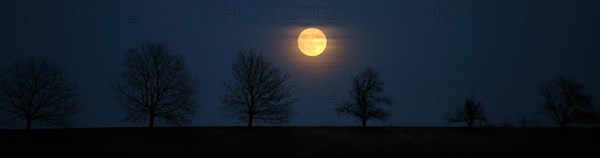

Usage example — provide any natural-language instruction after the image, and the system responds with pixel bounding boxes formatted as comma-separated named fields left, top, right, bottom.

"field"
left=1, top=127, right=599, bottom=157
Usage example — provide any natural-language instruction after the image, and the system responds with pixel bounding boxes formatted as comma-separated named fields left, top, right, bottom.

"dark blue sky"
left=1, top=0, right=599, bottom=128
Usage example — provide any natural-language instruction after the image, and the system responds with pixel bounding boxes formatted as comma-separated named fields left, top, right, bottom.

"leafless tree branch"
left=0, top=57, right=79, bottom=129
left=110, top=42, right=197, bottom=128
left=220, top=49, right=296, bottom=127
left=336, top=66, right=392, bottom=128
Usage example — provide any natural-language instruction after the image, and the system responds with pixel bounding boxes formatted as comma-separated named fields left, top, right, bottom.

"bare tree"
left=519, top=115, right=529, bottom=128
left=444, top=97, right=486, bottom=128
left=336, top=66, right=392, bottom=128
left=221, top=49, right=296, bottom=127
left=501, top=118, right=514, bottom=128
left=111, top=42, right=197, bottom=128
left=0, top=57, right=78, bottom=129
left=540, top=76, right=595, bottom=128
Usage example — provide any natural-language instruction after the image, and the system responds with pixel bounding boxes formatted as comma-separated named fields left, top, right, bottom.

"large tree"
left=0, top=57, right=79, bottom=129
left=336, top=66, right=392, bottom=128
left=221, top=49, right=296, bottom=127
left=111, top=42, right=197, bottom=128
left=443, top=97, right=487, bottom=128
left=540, top=76, right=595, bottom=128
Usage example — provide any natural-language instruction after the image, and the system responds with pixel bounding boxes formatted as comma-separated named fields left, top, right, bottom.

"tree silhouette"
left=221, top=49, right=296, bottom=127
left=0, top=57, right=79, bottom=129
left=519, top=115, right=529, bottom=128
left=444, top=97, right=486, bottom=128
left=539, top=76, right=596, bottom=128
left=336, top=66, right=392, bottom=128
left=111, top=42, right=197, bottom=128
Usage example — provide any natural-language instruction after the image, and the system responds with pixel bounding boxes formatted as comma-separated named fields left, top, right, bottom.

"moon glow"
left=298, top=28, right=327, bottom=57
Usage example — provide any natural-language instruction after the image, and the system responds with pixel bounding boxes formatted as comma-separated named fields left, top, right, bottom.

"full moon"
left=298, top=28, right=327, bottom=57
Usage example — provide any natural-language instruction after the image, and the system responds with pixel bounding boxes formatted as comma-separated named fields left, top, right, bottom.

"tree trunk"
left=149, top=113, right=155, bottom=128
left=26, top=118, right=32, bottom=130
left=248, top=115, right=254, bottom=127
left=467, top=120, right=473, bottom=128
left=361, top=119, right=367, bottom=128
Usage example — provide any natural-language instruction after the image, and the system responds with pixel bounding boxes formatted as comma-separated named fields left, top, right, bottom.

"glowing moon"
left=298, top=28, right=327, bottom=57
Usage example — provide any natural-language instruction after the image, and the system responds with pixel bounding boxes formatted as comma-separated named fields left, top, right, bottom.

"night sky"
left=1, top=0, right=599, bottom=128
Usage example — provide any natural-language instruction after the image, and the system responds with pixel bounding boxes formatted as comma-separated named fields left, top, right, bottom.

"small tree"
left=444, top=97, right=486, bottom=128
left=519, top=115, right=529, bottom=128
left=221, top=49, right=296, bottom=127
left=111, top=42, right=197, bottom=128
left=0, top=57, right=79, bottom=129
left=540, top=76, right=595, bottom=128
left=336, top=66, right=392, bottom=128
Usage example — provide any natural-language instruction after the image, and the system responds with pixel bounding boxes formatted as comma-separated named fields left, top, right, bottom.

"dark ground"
left=1, top=127, right=599, bottom=158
